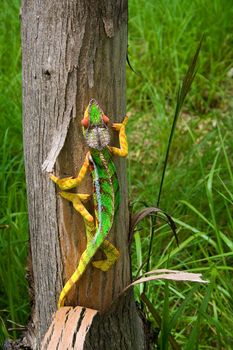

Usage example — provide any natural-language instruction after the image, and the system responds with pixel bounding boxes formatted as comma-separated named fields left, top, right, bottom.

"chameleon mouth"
left=86, top=126, right=110, bottom=150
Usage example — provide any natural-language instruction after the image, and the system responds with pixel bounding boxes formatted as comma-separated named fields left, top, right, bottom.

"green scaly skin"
left=80, top=99, right=120, bottom=261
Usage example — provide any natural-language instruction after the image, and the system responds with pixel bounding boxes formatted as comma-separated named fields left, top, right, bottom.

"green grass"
left=1, top=0, right=233, bottom=348
left=0, top=0, right=29, bottom=345
left=128, top=0, right=233, bottom=348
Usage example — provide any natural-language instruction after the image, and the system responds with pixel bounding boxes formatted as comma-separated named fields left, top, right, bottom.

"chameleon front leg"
left=108, top=116, right=128, bottom=157
left=50, top=152, right=90, bottom=190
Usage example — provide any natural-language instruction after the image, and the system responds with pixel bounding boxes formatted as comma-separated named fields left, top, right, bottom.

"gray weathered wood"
left=21, top=1, right=146, bottom=348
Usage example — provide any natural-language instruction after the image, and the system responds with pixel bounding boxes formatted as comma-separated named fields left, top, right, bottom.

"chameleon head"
left=81, top=99, right=111, bottom=150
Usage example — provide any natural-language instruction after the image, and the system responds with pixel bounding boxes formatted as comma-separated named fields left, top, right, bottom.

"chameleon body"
left=50, top=99, right=128, bottom=308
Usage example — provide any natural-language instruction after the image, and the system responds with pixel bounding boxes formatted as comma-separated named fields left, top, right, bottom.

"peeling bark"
left=21, top=1, right=146, bottom=348
left=41, top=292, right=146, bottom=350
left=41, top=306, right=98, bottom=349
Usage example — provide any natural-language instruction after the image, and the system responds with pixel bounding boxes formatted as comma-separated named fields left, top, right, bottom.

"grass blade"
left=145, top=39, right=203, bottom=279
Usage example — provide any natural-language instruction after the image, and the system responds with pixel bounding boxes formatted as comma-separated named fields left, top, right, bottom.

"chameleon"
left=50, top=99, right=128, bottom=308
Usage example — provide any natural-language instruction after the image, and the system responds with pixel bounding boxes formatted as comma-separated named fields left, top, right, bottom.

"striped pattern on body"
left=58, top=148, right=119, bottom=308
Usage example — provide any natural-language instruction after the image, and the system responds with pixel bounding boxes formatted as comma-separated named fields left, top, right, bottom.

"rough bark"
left=21, top=0, right=145, bottom=349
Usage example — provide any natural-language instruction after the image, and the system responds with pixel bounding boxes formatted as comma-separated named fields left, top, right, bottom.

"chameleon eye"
left=102, top=115, right=109, bottom=124
left=81, top=118, right=89, bottom=128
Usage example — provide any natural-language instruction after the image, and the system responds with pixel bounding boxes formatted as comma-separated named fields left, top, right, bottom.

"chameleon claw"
left=112, top=123, right=122, bottom=131
left=49, top=174, right=59, bottom=183
left=50, top=175, right=77, bottom=190
left=77, top=193, right=91, bottom=202
left=59, top=192, right=91, bottom=202
left=92, top=260, right=112, bottom=272
left=122, top=115, right=128, bottom=126
left=112, top=123, right=123, bottom=131
left=112, top=116, right=128, bottom=131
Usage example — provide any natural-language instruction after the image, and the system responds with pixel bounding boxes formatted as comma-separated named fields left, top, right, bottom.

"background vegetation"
left=0, top=0, right=232, bottom=348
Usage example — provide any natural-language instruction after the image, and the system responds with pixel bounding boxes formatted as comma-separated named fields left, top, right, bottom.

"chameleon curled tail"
left=57, top=191, right=119, bottom=308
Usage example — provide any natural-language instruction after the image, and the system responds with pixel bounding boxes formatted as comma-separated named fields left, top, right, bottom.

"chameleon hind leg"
left=84, top=217, right=119, bottom=272
left=59, top=191, right=119, bottom=271
left=92, top=242, right=119, bottom=271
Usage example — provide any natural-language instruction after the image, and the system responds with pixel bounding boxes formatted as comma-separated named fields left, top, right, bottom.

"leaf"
left=123, top=269, right=208, bottom=293
left=129, top=207, right=178, bottom=244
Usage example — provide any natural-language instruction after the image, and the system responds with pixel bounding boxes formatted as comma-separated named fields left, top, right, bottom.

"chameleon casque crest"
left=50, top=99, right=128, bottom=308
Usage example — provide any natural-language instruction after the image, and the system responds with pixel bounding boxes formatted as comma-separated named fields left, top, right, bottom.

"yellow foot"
left=122, top=115, right=128, bottom=126
left=77, top=193, right=91, bottom=202
left=92, top=246, right=119, bottom=272
left=112, top=116, right=128, bottom=131
left=92, top=260, right=113, bottom=272
left=59, top=192, right=91, bottom=202
left=50, top=174, right=78, bottom=190
left=59, top=192, right=94, bottom=223
left=112, top=123, right=122, bottom=131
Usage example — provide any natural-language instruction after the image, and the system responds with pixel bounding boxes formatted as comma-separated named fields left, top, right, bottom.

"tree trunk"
left=21, top=1, right=146, bottom=349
